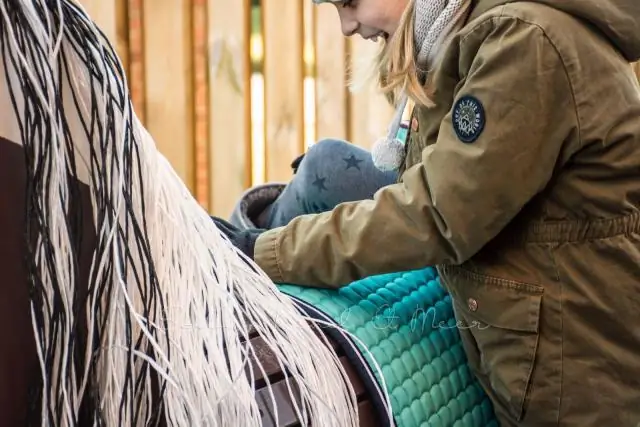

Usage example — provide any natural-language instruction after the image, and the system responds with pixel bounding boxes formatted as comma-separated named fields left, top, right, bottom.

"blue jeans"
left=261, top=139, right=398, bottom=228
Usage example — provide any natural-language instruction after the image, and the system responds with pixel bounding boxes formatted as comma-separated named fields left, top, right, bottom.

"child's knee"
left=304, top=138, right=351, bottom=163
left=299, top=138, right=363, bottom=177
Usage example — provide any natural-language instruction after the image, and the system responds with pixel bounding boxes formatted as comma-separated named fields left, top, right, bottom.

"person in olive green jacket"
left=213, top=0, right=640, bottom=424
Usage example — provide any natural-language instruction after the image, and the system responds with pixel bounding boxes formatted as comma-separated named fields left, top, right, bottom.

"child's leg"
left=261, top=138, right=397, bottom=228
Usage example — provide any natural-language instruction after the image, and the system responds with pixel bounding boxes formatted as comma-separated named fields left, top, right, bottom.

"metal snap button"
left=467, top=297, right=478, bottom=312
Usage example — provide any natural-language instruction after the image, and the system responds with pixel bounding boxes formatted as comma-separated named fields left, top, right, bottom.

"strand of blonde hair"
left=352, top=0, right=473, bottom=109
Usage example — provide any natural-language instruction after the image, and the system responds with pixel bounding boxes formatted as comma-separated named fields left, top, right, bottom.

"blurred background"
left=77, top=0, right=396, bottom=217
left=78, top=0, right=640, bottom=217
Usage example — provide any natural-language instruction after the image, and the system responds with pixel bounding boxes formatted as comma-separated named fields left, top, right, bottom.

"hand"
left=290, top=153, right=305, bottom=174
left=211, top=216, right=265, bottom=260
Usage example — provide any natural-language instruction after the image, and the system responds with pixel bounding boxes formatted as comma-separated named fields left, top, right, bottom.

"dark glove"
left=290, top=153, right=305, bottom=174
left=211, top=216, right=265, bottom=260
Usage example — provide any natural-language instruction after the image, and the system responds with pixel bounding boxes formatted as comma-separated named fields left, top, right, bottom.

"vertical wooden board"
left=208, top=0, right=252, bottom=216
left=128, top=0, right=146, bottom=121
left=114, top=0, right=129, bottom=72
left=347, top=37, right=395, bottom=149
left=302, top=0, right=316, bottom=148
left=193, top=0, right=209, bottom=210
left=313, top=5, right=348, bottom=143
left=263, top=0, right=305, bottom=182
left=143, top=0, right=194, bottom=190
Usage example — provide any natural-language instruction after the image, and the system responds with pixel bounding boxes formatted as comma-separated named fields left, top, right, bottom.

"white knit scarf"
left=372, top=0, right=470, bottom=171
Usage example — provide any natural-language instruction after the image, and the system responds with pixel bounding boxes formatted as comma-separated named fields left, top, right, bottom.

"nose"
left=336, top=8, right=358, bottom=37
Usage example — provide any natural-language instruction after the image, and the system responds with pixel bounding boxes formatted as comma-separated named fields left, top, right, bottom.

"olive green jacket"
left=255, top=1, right=640, bottom=424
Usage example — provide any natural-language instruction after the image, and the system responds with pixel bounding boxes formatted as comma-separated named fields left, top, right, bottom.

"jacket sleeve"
left=253, top=16, right=579, bottom=287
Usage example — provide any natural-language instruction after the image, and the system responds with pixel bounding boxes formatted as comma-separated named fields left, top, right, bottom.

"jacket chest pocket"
left=439, top=265, right=544, bottom=421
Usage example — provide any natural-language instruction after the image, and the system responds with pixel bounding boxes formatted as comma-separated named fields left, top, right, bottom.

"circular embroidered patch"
left=453, top=95, right=485, bottom=143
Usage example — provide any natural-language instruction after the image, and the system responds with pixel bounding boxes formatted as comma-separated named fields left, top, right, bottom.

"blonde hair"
left=366, top=0, right=472, bottom=108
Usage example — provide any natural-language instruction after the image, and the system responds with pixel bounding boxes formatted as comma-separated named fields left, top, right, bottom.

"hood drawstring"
left=372, top=0, right=469, bottom=171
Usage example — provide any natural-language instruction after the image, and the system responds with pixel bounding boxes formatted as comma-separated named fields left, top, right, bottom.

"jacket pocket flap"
left=441, top=267, right=544, bottom=333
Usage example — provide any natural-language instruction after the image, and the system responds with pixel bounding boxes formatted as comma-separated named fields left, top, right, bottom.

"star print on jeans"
left=312, top=174, right=328, bottom=192
left=343, top=154, right=363, bottom=171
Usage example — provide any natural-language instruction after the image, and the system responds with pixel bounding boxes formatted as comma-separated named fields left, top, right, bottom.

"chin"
left=363, top=31, right=391, bottom=43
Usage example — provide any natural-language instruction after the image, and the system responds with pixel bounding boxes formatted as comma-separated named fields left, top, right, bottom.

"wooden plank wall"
left=78, top=0, right=396, bottom=216
left=262, top=0, right=305, bottom=183
left=76, top=1, right=640, bottom=217
left=208, top=0, right=252, bottom=216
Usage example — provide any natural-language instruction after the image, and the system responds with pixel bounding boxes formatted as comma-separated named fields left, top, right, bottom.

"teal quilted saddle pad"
left=277, top=267, right=498, bottom=427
